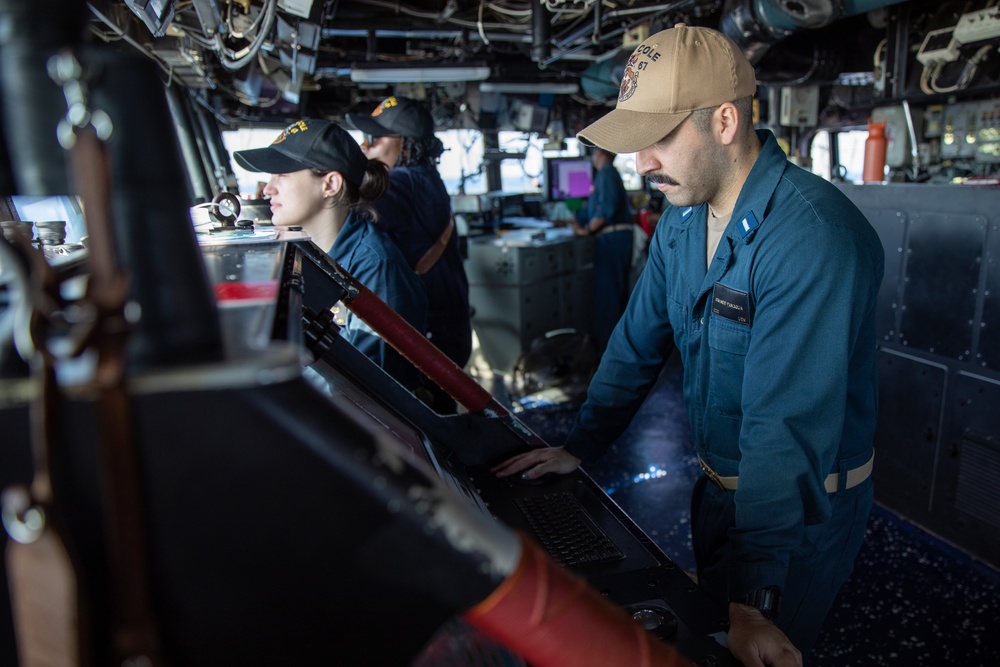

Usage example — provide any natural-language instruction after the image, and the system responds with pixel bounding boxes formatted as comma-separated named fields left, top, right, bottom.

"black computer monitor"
left=545, top=156, right=593, bottom=201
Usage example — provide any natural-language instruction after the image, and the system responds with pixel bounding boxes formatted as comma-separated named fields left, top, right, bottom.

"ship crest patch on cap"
left=273, top=120, right=308, bottom=145
left=619, top=53, right=640, bottom=102
left=372, top=96, right=398, bottom=117
left=618, top=43, right=661, bottom=103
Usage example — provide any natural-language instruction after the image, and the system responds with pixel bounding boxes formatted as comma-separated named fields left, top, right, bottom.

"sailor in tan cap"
left=494, top=24, right=885, bottom=667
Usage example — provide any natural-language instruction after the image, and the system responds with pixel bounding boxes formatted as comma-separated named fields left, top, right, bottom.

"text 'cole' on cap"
left=345, top=96, right=435, bottom=141
left=232, top=119, right=367, bottom=187
left=577, top=24, right=757, bottom=154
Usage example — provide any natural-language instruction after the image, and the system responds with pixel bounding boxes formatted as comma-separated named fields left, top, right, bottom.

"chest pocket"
left=707, top=315, right=751, bottom=419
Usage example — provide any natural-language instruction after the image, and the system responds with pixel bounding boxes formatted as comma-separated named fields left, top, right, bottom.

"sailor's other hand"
left=726, top=603, right=802, bottom=667
left=491, top=447, right=581, bottom=481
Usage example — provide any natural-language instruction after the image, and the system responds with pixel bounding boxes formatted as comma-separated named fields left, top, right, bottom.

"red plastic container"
left=863, top=119, right=887, bottom=183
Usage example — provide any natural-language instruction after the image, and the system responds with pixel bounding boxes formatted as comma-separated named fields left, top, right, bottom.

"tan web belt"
left=697, top=452, right=874, bottom=493
left=414, top=217, right=455, bottom=275
left=597, top=223, right=632, bottom=236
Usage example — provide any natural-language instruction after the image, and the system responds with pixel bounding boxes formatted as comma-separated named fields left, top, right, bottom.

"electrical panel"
left=873, top=105, right=922, bottom=168
left=941, top=101, right=979, bottom=160
left=975, top=99, right=1000, bottom=163
left=778, top=86, right=819, bottom=127
left=935, top=99, right=1000, bottom=162
left=924, top=105, right=945, bottom=138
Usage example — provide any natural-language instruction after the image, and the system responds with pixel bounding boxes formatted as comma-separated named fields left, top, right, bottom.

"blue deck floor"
left=511, top=355, right=1000, bottom=666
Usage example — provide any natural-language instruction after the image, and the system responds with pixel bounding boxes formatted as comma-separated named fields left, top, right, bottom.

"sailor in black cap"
left=348, top=97, right=471, bottom=414
left=234, top=119, right=427, bottom=392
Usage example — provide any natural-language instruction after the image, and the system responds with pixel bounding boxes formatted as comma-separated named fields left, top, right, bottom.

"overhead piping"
left=592, top=0, right=602, bottom=45
left=531, top=0, right=550, bottom=63
left=720, top=0, right=909, bottom=65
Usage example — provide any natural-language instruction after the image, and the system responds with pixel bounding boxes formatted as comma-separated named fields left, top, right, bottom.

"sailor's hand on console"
left=491, top=447, right=581, bottom=481
left=726, top=603, right=802, bottom=667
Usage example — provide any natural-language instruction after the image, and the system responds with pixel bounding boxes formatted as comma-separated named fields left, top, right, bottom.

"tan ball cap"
left=578, top=25, right=757, bottom=154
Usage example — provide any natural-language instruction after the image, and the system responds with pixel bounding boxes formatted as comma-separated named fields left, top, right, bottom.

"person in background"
left=347, top=96, right=471, bottom=414
left=493, top=24, right=885, bottom=667
left=573, top=146, right=633, bottom=354
left=233, top=119, right=427, bottom=392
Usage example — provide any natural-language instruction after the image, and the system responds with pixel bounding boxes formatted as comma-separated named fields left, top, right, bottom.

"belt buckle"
left=699, top=458, right=727, bottom=491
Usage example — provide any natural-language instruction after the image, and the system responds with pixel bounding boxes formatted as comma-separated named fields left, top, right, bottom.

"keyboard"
left=514, top=491, right=625, bottom=566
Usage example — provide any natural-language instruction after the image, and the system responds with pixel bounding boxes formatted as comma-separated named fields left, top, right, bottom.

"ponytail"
left=321, top=158, right=388, bottom=219
left=358, top=158, right=390, bottom=202
left=396, top=135, right=445, bottom=167
left=334, top=158, right=389, bottom=220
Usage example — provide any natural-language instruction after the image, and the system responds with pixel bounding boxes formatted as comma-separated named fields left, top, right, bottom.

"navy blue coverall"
left=564, top=130, right=885, bottom=652
left=329, top=211, right=428, bottom=392
left=372, top=164, right=472, bottom=372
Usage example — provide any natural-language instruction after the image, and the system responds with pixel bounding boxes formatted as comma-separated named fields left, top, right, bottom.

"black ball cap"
left=233, top=119, right=367, bottom=187
left=346, top=96, right=434, bottom=140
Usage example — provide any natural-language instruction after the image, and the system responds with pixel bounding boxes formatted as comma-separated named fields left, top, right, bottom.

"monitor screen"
left=546, top=157, right=593, bottom=201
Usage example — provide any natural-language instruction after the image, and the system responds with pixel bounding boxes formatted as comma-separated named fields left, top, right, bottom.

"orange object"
left=465, top=534, right=694, bottom=667
left=863, top=119, right=887, bottom=182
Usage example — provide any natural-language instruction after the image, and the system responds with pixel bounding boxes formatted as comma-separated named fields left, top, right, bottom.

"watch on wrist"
left=735, top=585, right=782, bottom=620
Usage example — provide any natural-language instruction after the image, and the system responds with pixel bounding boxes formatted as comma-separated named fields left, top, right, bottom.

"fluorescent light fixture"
left=350, top=63, right=490, bottom=83
left=480, top=82, right=580, bottom=95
